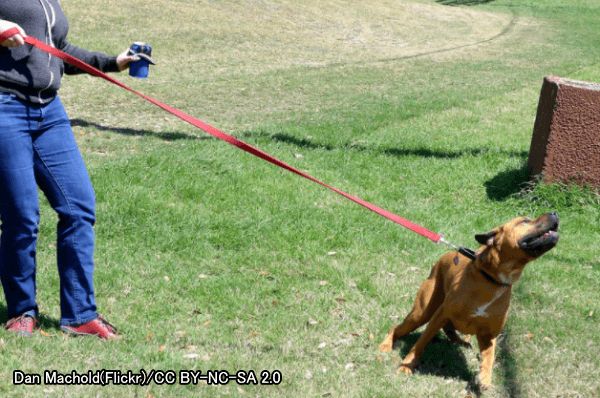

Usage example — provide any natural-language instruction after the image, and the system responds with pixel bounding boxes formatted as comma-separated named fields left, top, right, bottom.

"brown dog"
left=379, top=213, right=559, bottom=389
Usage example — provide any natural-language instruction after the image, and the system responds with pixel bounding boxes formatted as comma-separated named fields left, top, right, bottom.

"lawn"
left=1, top=0, right=599, bottom=397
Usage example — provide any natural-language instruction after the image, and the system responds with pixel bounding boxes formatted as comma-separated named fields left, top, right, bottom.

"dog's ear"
left=475, top=230, right=497, bottom=246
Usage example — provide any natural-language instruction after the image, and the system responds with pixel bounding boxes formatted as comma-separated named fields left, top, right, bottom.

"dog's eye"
left=520, top=218, right=531, bottom=224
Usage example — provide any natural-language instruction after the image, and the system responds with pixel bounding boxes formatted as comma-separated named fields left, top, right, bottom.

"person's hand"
left=0, top=20, right=26, bottom=48
left=116, top=48, right=139, bottom=72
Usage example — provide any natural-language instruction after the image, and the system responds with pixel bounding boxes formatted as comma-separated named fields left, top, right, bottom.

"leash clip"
left=439, top=236, right=477, bottom=260
left=438, top=236, right=458, bottom=250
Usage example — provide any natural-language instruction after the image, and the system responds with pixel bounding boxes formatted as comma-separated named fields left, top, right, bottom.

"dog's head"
left=474, top=213, right=559, bottom=284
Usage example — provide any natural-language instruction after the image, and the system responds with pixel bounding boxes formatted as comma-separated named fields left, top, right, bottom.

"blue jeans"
left=0, top=92, right=97, bottom=326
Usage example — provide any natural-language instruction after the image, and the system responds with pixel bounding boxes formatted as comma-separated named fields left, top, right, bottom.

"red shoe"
left=61, top=315, right=119, bottom=340
left=6, top=314, right=37, bottom=337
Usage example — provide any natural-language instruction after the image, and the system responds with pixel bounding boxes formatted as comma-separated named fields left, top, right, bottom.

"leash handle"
left=21, top=32, right=442, bottom=243
left=0, top=27, right=22, bottom=43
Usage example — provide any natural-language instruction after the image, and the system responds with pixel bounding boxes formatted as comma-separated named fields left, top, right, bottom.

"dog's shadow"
left=393, top=332, right=482, bottom=395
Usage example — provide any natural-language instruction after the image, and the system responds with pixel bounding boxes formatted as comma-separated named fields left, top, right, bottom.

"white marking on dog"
left=498, top=273, right=512, bottom=285
left=473, top=288, right=507, bottom=317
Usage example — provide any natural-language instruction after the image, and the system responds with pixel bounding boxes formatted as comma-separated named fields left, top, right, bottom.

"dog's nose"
left=548, top=212, right=559, bottom=230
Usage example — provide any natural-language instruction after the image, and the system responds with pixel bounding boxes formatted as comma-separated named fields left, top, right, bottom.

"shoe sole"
left=61, top=326, right=120, bottom=340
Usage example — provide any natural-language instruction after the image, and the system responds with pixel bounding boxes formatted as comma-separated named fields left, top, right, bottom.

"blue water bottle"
left=128, top=42, right=155, bottom=78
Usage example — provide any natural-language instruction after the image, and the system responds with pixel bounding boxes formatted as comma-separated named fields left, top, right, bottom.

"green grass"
left=1, top=0, right=599, bottom=397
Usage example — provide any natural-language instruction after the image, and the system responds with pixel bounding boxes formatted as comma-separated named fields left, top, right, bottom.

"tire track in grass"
left=303, top=9, right=518, bottom=70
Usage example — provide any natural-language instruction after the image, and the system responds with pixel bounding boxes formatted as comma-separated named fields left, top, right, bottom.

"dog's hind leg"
left=379, top=265, right=445, bottom=352
left=397, top=306, right=448, bottom=374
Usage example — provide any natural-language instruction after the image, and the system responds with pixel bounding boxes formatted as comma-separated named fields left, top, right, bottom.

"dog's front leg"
left=398, top=308, right=448, bottom=375
left=476, top=335, right=497, bottom=389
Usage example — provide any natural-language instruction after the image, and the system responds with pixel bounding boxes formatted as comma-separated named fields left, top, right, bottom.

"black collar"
left=479, top=268, right=512, bottom=287
left=457, top=247, right=511, bottom=286
left=458, top=246, right=512, bottom=287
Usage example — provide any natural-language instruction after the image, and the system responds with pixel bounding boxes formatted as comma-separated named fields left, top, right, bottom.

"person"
left=0, top=1, right=138, bottom=339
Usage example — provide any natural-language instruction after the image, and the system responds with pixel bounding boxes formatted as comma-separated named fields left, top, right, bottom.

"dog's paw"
left=379, top=341, right=393, bottom=353
left=477, top=375, right=493, bottom=391
left=446, top=333, right=472, bottom=348
left=461, top=334, right=473, bottom=348
left=456, top=339, right=472, bottom=349
left=396, top=365, right=413, bottom=375
left=479, top=382, right=492, bottom=391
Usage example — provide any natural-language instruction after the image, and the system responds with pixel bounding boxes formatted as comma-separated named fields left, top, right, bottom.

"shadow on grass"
left=484, top=165, right=530, bottom=201
left=495, top=276, right=529, bottom=397
left=436, top=0, right=495, bottom=6
left=70, top=118, right=210, bottom=141
left=244, top=131, right=528, bottom=160
left=394, top=333, right=480, bottom=394
left=497, top=324, right=523, bottom=398
left=393, top=324, right=526, bottom=396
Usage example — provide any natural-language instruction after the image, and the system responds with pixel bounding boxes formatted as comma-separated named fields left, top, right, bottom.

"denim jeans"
left=0, top=92, right=97, bottom=326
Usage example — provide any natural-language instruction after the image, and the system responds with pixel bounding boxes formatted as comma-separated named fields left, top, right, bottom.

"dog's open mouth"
left=518, top=226, right=559, bottom=257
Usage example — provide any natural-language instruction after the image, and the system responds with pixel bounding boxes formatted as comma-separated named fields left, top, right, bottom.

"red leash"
left=3, top=28, right=442, bottom=243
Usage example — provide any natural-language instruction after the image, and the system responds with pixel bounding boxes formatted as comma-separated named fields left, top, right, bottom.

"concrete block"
left=528, top=76, right=600, bottom=187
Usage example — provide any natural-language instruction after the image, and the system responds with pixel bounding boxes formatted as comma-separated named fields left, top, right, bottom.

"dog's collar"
left=479, top=268, right=512, bottom=287
left=458, top=247, right=477, bottom=260
left=453, top=247, right=478, bottom=266
left=456, top=246, right=511, bottom=286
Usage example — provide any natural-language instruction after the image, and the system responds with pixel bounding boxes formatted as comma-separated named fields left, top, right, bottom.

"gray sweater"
left=0, top=0, right=119, bottom=104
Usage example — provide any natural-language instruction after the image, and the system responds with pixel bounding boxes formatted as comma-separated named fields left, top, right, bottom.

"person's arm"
left=1, top=19, right=136, bottom=73
left=58, top=40, right=136, bottom=74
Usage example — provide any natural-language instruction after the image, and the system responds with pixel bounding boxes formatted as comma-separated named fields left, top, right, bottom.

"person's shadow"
left=70, top=118, right=208, bottom=142
left=392, top=332, right=482, bottom=396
